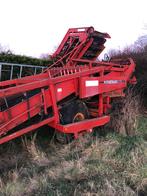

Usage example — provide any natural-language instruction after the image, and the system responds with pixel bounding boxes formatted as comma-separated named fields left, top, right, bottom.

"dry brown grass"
left=0, top=131, right=146, bottom=196
left=0, top=93, right=146, bottom=195
left=110, top=88, right=141, bottom=136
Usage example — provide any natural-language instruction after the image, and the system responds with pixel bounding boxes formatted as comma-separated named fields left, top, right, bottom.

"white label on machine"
left=57, top=88, right=62, bottom=92
left=85, top=80, right=99, bottom=87
left=77, top=28, right=85, bottom=32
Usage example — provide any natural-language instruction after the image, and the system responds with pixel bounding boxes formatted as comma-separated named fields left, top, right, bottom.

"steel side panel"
left=0, top=92, right=48, bottom=135
left=79, top=75, right=126, bottom=98
left=56, top=79, right=75, bottom=101
left=0, top=79, right=76, bottom=134
left=80, top=77, right=99, bottom=98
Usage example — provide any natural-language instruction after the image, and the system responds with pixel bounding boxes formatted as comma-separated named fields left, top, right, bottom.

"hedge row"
left=0, top=52, right=52, bottom=66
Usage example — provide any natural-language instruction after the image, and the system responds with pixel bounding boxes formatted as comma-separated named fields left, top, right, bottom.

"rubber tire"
left=55, top=100, right=89, bottom=144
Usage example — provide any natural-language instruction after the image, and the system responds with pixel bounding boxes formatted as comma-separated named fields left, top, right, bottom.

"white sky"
left=0, top=0, right=146, bottom=58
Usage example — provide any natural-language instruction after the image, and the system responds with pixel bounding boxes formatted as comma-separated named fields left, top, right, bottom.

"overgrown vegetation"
left=109, top=43, right=147, bottom=81
left=110, top=88, right=140, bottom=135
left=109, top=43, right=147, bottom=109
left=0, top=120, right=146, bottom=196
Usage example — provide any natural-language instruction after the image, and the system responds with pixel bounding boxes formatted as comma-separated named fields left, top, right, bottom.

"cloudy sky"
left=0, top=0, right=146, bottom=58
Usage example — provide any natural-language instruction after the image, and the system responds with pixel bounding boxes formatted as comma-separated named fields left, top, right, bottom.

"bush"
left=0, top=52, right=52, bottom=66
left=110, top=88, right=140, bottom=135
left=109, top=44, right=147, bottom=109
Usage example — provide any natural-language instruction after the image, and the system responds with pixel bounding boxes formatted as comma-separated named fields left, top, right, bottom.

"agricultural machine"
left=0, top=27, right=136, bottom=144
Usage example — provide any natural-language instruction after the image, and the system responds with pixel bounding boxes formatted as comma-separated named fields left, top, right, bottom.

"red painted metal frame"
left=0, top=27, right=136, bottom=145
left=49, top=116, right=110, bottom=139
left=0, top=117, right=55, bottom=145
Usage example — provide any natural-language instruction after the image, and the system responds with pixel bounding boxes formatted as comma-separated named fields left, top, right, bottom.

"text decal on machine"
left=104, top=80, right=124, bottom=84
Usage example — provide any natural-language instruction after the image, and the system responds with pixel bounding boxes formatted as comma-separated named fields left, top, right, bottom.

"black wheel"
left=55, top=100, right=89, bottom=144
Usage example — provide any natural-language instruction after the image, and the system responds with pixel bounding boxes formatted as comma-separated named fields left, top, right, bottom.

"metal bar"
left=49, top=84, right=59, bottom=123
left=0, top=72, right=48, bottom=88
left=72, top=58, right=121, bottom=67
left=98, top=94, right=103, bottom=117
left=10, top=65, right=14, bottom=80
left=98, top=70, right=104, bottom=117
left=0, top=79, right=49, bottom=98
left=19, top=66, right=23, bottom=78
left=34, top=67, right=37, bottom=75
left=0, top=64, right=2, bottom=81
left=41, top=88, right=48, bottom=115
left=0, top=117, right=55, bottom=145
left=0, top=62, right=45, bottom=69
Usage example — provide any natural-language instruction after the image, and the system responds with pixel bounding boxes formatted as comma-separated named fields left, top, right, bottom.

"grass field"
left=0, top=116, right=146, bottom=196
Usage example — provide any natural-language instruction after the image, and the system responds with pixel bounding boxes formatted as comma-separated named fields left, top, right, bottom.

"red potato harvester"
left=0, top=27, right=136, bottom=144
